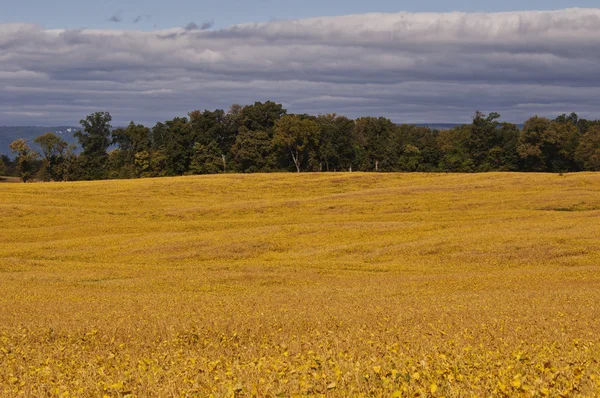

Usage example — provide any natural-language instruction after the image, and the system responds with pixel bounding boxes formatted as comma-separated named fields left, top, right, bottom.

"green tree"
left=134, top=151, right=151, bottom=177
left=554, top=112, right=579, bottom=127
left=413, top=128, right=441, bottom=171
left=9, top=139, right=39, bottom=182
left=468, top=111, right=504, bottom=170
left=575, top=125, right=600, bottom=170
left=189, top=141, right=224, bottom=174
left=111, top=122, right=151, bottom=177
left=354, top=117, right=395, bottom=171
left=231, top=127, right=276, bottom=173
left=151, top=118, right=193, bottom=175
left=437, top=126, right=474, bottom=172
left=60, top=145, right=82, bottom=181
left=240, top=101, right=286, bottom=132
left=74, top=112, right=113, bottom=180
left=149, top=150, right=169, bottom=177
left=112, top=122, right=151, bottom=154
left=316, top=114, right=356, bottom=172
left=189, top=109, right=230, bottom=172
left=273, top=115, right=321, bottom=173
left=33, top=132, right=69, bottom=181
left=518, top=116, right=579, bottom=172
left=517, top=116, right=551, bottom=171
left=397, top=144, right=422, bottom=171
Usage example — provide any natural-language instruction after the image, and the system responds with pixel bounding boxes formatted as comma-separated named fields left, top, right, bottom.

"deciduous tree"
left=575, top=125, right=600, bottom=170
left=34, top=132, right=69, bottom=181
left=75, top=112, right=113, bottom=180
left=273, top=115, right=321, bottom=173
left=9, top=139, right=39, bottom=182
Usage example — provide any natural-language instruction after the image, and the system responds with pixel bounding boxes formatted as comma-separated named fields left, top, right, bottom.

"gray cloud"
left=2, top=8, right=600, bottom=126
left=108, top=12, right=122, bottom=23
left=184, top=22, right=199, bottom=31
left=200, top=20, right=214, bottom=30
left=133, top=15, right=151, bottom=24
left=184, top=20, right=214, bottom=31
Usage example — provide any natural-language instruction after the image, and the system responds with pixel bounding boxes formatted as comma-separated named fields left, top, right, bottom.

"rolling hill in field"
left=1, top=173, right=599, bottom=396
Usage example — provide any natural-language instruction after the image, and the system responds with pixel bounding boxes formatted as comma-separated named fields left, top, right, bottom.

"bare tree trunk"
left=221, top=154, right=226, bottom=172
left=375, top=160, right=379, bottom=172
left=291, top=150, right=300, bottom=173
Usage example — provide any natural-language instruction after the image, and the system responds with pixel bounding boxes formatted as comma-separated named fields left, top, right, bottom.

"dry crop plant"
left=1, top=172, right=600, bottom=396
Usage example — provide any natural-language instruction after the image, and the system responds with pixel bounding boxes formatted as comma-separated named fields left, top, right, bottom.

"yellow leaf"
left=430, top=383, right=438, bottom=394
left=497, top=381, right=507, bottom=392
left=412, top=372, right=420, bottom=381
left=373, top=366, right=381, bottom=374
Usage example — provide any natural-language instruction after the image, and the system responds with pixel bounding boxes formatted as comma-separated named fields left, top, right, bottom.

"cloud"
left=184, top=22, right=199, bottom=31
left=184, top=20, right=214, bottom=31
left=2, top=8, right=600, bottom=126
left=108, top=12, right=122, bottom=23
left=200, top=20, right=214, bottom=30
left=132, top=14, right=152, bottom=24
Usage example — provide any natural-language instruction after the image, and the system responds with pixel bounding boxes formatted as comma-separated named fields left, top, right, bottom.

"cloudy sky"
left=2, top=1, right=600, bottom=126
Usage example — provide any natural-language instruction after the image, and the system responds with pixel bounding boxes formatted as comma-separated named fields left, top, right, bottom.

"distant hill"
left=415, top=123, right=462, bottom=130
left=0, top=126, right=79, bottom=156
left=415, top=123, right=525, bottom=130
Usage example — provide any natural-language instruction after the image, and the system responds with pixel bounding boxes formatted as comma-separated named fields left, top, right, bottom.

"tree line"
left=3, top=101, right=600, bottom=182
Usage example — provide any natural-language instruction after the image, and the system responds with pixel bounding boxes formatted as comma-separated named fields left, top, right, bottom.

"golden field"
left=1, top=172, right=600, bottom=397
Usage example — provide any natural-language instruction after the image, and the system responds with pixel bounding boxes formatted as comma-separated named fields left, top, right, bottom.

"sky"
left=4, top=0, right=600, bottom=30
left=2, top=1, right=600, bottom=126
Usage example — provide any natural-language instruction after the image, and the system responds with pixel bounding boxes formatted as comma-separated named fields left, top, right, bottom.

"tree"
left=518, top=116, right=579, bottom=172
left=397, top=144, right=422, bottom=172
left=60, top=145, right=81, bottom=181
left=9, top=139, right=39, bottom=182
left=240, top=101, right=286, bottom=132
left=273, top=115, right=321, bottom=173
left=473, top=122, right=520, bottom=171
left=554, top=112, right=579, bottom=127
left=517, top=116, right=551, bottom=171
left=354, top=117, right=395, bottom=171
left=413, top=128, right=441, bottom=171
left=111, top=122, right=151, bottom=177
left=33, top=132, right=69, bottom=181
left=189, top=142, right=224, bottom=174
left=437, top=126, right=474, bottom=172
left=112, top=122, right=151, bottom=155
left=74, top=112, right=113, bottom=180
left=134, top=151, right=151, bottom=177
left=231, top=127, right=276, bottom=173
left=151, top=117, right=193, bottom=175
left=189, top=109, right=231, bottom=171
left=316, top=114, right=356, bottom=172
left=575, top=125, right=600, bottom=170
left=575, top=118, right=600, bottom=135
left=468, top=111, right=502, bottom=170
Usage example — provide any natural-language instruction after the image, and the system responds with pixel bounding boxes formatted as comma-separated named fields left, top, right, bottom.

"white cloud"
left=1, top=8, right=600, bottom=125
